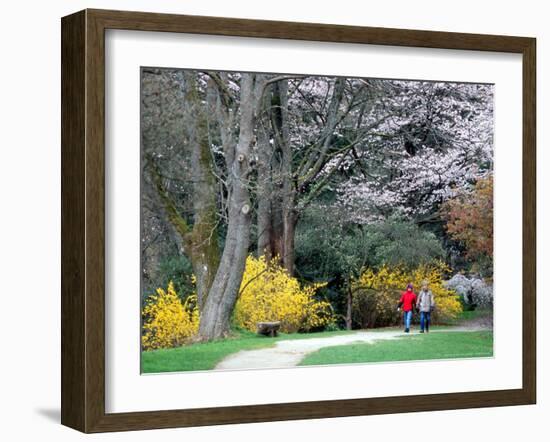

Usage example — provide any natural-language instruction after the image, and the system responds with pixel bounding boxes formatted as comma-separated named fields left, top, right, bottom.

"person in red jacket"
left=397, top=283, right=417, bottom=333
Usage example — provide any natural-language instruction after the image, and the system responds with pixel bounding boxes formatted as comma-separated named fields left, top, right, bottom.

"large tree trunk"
left=185, top=72, right=221, bottom=310
left=259, top=79, right=347, bottom=275
left=256, top=88, right=274, bottom=259
left=148, top=72, right=221, bottom=311
left=282, top=208, right=298, bottom=275
left=270, top=195, right=285, bottom=260
left=198, top=73, right=261, bottom=340
left=256, top=187, right=272, bottom=259
left=270, top=80, right=298, bottom=274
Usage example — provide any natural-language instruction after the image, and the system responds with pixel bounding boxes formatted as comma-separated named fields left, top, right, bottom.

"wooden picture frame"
left=61, top=8, right=536, bottom=433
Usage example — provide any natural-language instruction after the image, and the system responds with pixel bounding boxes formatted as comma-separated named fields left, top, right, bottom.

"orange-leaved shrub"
left=443, top=174, right=493, bottom=261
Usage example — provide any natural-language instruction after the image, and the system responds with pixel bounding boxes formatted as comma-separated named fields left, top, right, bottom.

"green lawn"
left=142, top=315, right=494, bottom=373
left=141, top=329, right=354, bottom=373
left=299, top=331, right=493, bottom=366
left=448, top=308, right=493, bottom=324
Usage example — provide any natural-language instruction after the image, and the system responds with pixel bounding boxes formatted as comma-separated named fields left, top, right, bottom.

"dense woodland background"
left=140, top=69, right=494, bottom=342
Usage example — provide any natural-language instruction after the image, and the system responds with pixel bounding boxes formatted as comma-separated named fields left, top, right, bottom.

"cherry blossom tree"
left=334, top=81, right=493, bottom=224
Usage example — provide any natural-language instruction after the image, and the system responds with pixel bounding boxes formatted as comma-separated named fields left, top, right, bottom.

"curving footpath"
left=215, top=326, right=488, bottom=370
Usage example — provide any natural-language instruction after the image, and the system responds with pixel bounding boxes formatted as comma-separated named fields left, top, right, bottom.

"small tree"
left=443, top=175, right=493, bottom=273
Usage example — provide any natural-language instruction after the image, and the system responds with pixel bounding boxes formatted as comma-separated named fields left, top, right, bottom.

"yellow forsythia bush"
left=352, top=262, right=462, bottom=328
left=233, top=255, right=334, bottom=333
left=141, top=281, right=199, bottom=350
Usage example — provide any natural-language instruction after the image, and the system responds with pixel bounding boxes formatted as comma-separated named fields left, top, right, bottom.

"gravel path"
left=215, top=326, right=488, bottom=370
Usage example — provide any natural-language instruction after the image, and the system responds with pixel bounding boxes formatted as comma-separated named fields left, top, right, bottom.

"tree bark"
left=345, top=278, right=353, bottom=330
left=282, top=209, right=298, bottom=275
left=270, top=80, right=298, bottom=274
left=147, top=72, right=221, bottom=311
left=270, top=197, right=285, bottom=260
left=185, top=72, right=221, bottom=310
left=256, top=87, right=274, bottom=259
left=198, top=73, right=262, bottom=340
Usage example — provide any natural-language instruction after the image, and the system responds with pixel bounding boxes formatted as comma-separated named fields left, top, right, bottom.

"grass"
left=142, top=308, right=494, bottom=373
left=299, top=331, right=493, bottom=366
left=454, top=308, right=493, bottom=322
left=141, top=329, right=354, bottom=373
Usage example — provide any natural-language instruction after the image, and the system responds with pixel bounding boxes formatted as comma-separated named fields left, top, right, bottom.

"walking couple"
left=397, top=281, right=435, bottom=333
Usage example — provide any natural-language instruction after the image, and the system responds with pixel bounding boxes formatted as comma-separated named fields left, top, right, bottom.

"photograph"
left=139, top=68, right=494, bottom=374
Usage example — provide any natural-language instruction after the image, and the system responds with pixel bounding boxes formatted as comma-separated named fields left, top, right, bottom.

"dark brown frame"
left=61, top=8, right=536, bottom=433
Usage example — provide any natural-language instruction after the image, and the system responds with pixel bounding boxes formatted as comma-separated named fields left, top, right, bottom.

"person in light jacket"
left=417, top=280, right=435, bottom=333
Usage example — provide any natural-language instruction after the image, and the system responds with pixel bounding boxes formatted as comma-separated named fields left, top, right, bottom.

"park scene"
left=140, top=68, right=494, bottom=373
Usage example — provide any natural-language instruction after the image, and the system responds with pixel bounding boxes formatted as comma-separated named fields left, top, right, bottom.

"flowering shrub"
left=233, top=255, right=334, bottom=333
left=352, top=262, right=462, bottom=328
left=445, top=273, right=493, bottom=308
left=141, top=281, right=199, bottom=350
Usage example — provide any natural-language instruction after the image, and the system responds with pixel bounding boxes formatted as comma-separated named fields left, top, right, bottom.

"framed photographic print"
left=61, top=9, right=536, bottom=433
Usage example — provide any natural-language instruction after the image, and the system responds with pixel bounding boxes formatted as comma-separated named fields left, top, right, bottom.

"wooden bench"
left=256, top=321, right=281, bottom=337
